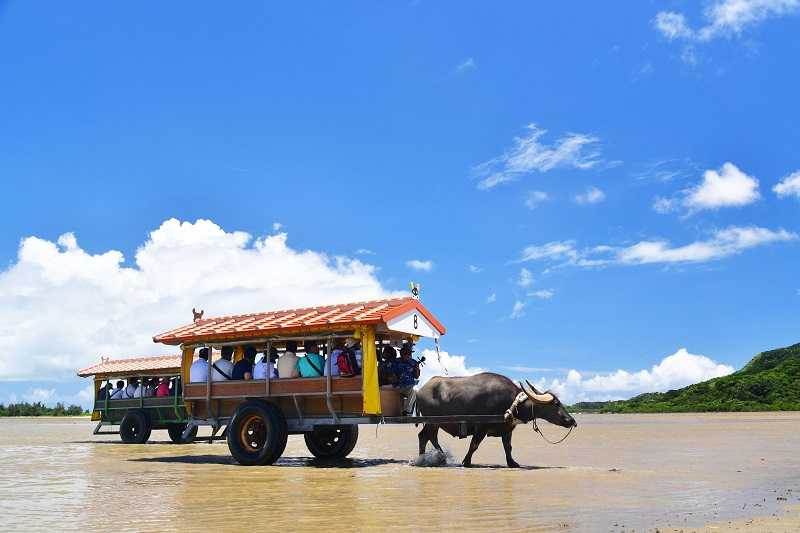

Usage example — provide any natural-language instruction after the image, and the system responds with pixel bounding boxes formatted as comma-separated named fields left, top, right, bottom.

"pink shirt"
left=155, top=382, right=170, bottom=397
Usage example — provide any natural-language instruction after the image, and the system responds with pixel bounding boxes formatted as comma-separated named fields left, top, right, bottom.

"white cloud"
left=272, top=222, right=283, bottom=232
left=355, top=248, right=375, bottom=255
left=654, top=11, right=695, bottom=40
left=525, top=190, right=550, bottom=209
left=653, top=196, right=677, bottom=214
left=510, top=301, right=526, bottom=319
left=474, top=123, right=601, bottom=190
left=684, top=162, right=760, bottom=210
left=486, top=292, right=497, bottom=303
left=417, top=349, right=483, bottom=386
left=574, top=186, right=606, bottom=205
left=455, top=57, right=476, bottom=74
left=406, top=259, right=433, bottom=272
left=0, top=218, right=395, bottom=380
left=517, top=267, right=534, bottom=288
left=529, top=289, right=554, bottom=300
left=25, top=388, right=56, bottom=403
left=654, top=1, right=800, bottom=42
left=540, top=348, right=734, bottom=403
left=467, top=265, right=482, bottom=274
left=519, top=226, right=796, bottom=267
left=773, top=170, right=800, bottom=198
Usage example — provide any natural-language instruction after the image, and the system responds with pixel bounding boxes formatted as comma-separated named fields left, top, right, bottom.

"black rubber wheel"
left=167, top=423, right=198, bottom=444
left=304, top=425, right=359, bottom=459
left=227, top=400, right=287, bottom=466
left=120, top=411, right=152, bottom=444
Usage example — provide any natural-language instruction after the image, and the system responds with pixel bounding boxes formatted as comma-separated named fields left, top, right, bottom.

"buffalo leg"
left=462, top=430, right=486, bottom=467
left=418, top=425, right=443, bottom=455
left=501, top=432, right=519, bottom=468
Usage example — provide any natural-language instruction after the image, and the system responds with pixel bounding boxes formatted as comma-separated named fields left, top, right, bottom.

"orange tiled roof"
left=153, top=297, right=446, bottom=346
left=77, top=355, right=182, bottom=377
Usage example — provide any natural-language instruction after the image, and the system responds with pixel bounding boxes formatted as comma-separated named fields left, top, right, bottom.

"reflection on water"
left=1, top=413, right=798, bottom=532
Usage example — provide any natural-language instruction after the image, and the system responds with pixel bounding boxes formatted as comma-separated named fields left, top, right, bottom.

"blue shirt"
left=392, top=359, right=419, bottom=388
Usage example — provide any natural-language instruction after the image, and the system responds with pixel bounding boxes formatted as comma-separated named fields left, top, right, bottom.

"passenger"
left=253, top=347, right=279, bottom=379
left=297, top=340, right=325, bottom=377
left=97, top=381, right=112, bottom=400
left=109, top=380, right=125, bottom=399
left=232, top=346, right=256, bottom=380
left=211, top=346, right=235, bottom=381
left=143, top=378, right=157, bottom=397
left=276, top=341, right=300, bottom=378
left=155, top=378, right=170, bottom=397
left=393, top=343, right=421, bottom=416
left=346, top=338, right=363, bottom=368
left=324, top=339, right=343, bottom=377
left=379, top=345, right=398, bottom=386
left=125, top=378, right=140, bottom=398
left=170, top=377, right=182, bottom=396
left=189, top=348, right=209, bottom=382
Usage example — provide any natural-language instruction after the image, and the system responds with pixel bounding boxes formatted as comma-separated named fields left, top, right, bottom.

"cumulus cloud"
left=654, top=0, right=800, bottom=42
left=574, top=186, right=606, bottom=205
left=0, top=218, right=395, bottom=380
left=517, top=267, right=534, bottom=288
left=406, top=259, right=433, bottom=272
left=538, top=348, right=735, bottom=403
left=773, top=170, right=800, bottom=198
left=417, top=349, right=484, bottom=386
left=518, top=226, right=796, bottom=267
left=272, top=222, right=283, bottom=232
left=525, top=190, right=550, bottom=209
left=510, top=301, right=526, bottom=319
left=474, top=123, right=601, bottom=190
left=684, top=162, right=760, bottom=210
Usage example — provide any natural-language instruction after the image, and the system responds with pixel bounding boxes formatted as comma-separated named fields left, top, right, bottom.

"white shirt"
left=110, top=387, right=125, bottom=399
left=189, top=359, right=208, bottom=382
left=125, top=384, right=138, bottom=398
left=277, top=352, right=300, bottom=378
left=253, top=360, right=277, bottom=379
left=132, top=385, right=145, bottom=398
left=324, top=350, right=341, bottom=377
left=211, top=358, right=234, bottom=381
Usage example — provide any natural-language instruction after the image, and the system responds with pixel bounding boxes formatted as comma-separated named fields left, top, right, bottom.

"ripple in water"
left=410, top=447, right=453, bottom=467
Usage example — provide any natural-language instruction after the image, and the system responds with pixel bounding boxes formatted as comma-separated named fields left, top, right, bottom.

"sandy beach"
left=0, top=412, right=798, bottom=532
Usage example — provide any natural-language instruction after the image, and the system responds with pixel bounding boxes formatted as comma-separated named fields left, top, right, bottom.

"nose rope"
left=531, top=404, right=576, bottom=445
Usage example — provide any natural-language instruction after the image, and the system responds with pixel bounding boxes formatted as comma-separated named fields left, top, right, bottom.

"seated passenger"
left=379, top=345, right=398, bottom=386
left=144, top=378, right=157, bottom=397
left=346, top=338, right=363, bottom=367
left=232, top=346, right=256, bottom=380
left=170, top=377, right=182, bottom=396
left=211, top=346, right=235, bottom=381
left=324, top=340, right=343, bottom=377
left=97, top=381, right=112, bottom=400
left=297, top=340, right=325, bottom=377
left=155, top=378, right=170, bottom=397
left=253, top=347, right=279, bottom=379
left=276, top=341, right=300, bottom=378
left=189, top=348, right=209, bottom=382
left=109, top=380, right=125, bottom=399
left=126, top=378, right=140, bottom=398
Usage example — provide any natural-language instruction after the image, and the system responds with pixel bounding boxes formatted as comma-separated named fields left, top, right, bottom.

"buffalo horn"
left=526, top=379, right=545, bottom=395
left=520, top=381, right=554, bottom=404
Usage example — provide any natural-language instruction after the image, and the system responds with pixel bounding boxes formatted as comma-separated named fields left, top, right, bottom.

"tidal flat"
left=1, top=413, right=798, bottom=532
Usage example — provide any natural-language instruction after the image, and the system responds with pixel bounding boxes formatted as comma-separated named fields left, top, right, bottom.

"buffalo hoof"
left=507, top=460, right=520, bottom=468
left=462, top=460, right=473, bottom=468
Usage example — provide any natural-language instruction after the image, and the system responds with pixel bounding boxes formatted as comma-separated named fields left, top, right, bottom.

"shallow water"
left=1, top=413, right=798, bottom=532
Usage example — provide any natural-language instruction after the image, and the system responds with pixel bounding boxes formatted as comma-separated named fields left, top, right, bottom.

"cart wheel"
left=120, top=411, right=152, bottom=444
left=304, top=425, right=359, bottom=459
left=227, top=400, right=287, bottom=466
left=167, top=423, right=197, bottom=444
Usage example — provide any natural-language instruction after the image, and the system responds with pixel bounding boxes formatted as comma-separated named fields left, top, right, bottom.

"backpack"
left=337, top=348, right=361, bottom=377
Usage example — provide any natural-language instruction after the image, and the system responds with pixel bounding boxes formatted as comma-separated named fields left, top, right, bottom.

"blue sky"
left=1, top=1, right=799, bottom=406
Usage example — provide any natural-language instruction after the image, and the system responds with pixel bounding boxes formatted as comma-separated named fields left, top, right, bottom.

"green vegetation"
left=0, top=402, right=88, bottom=417
left=570, top=342, right=800, bottom=413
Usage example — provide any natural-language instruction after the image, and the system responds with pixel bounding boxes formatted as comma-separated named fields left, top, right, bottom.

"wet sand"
left=0, top=413, right=798, bottom=532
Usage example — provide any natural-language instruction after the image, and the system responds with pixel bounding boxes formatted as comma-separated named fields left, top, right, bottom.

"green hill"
left=571, top=342, right=800, bottom=413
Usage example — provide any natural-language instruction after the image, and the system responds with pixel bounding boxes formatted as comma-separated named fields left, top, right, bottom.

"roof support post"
left=325, top=335, right=338, bottom=423
left=265, top=341, right=271, bottom=397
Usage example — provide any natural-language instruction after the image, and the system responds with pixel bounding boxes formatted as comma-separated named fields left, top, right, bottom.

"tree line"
left=0, top=401, right=87, bottom=417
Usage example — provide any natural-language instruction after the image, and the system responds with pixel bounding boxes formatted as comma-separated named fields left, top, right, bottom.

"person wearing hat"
left=393, top=342, right=420, bottom=416
left=189, top=347, right=209, bottom=382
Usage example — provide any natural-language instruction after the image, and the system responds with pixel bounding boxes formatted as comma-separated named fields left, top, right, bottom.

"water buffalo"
left=415, top=372, right=576, bottom=467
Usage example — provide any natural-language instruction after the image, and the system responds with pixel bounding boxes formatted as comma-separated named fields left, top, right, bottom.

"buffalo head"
left=514, top=379, right=576, bottom=429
